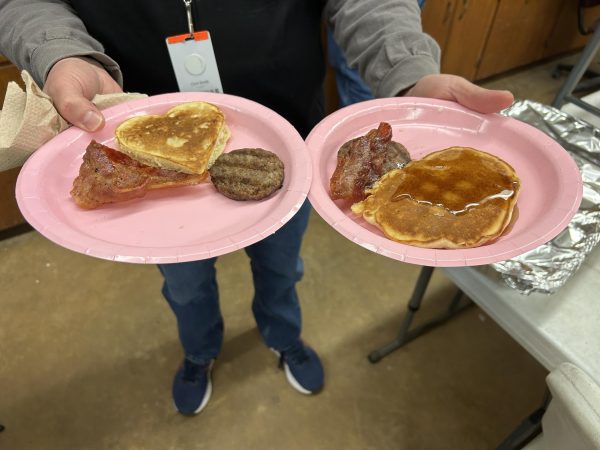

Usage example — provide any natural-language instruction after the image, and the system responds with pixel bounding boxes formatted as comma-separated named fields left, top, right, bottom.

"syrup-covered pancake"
left=351, top=147, right=520, bottom=248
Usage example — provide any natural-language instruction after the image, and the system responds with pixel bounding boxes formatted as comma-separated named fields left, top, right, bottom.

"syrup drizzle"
left=390, top=149, right=518, bottom=216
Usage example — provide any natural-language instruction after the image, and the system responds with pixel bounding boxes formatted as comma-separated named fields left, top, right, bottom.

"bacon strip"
left=329, top=122, right=410, bottom=202
left=70, top=140, right=205, bottom=209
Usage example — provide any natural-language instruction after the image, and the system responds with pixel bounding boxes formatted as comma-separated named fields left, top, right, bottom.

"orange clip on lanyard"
left=167, top=0, right=209, bottom=44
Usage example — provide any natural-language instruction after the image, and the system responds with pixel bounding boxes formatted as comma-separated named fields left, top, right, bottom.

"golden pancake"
left=115, top=101, right=230, bottom=175
left=351, top=147, right=520, bottom=248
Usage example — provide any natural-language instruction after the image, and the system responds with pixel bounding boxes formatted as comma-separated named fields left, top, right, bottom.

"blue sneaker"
left=277, top=341, right=324, bottom=394
left=172, top=359, right=213, bottom=415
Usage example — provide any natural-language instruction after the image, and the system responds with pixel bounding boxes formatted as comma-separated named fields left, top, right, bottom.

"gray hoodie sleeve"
left=0, top=0, right=437, bottom=96
left=326, top=0, right=441, bottom=98
left=0, top=0, right=122, bottom=87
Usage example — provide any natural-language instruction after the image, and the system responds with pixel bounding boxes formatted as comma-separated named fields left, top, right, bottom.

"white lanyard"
left=166, top=0, right=224, bottom=93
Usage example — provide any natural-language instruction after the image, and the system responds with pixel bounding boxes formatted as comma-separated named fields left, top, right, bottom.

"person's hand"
left=406, top=74, right=514, bottom=114
left=44, top=57, right=123, bottom=131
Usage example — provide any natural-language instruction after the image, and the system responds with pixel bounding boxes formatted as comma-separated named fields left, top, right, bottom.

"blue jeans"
left=158, top=201, right=311, bottom=365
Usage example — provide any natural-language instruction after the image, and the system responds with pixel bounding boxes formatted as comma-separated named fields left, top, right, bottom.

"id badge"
left=166, top=31, right=223, bottom=93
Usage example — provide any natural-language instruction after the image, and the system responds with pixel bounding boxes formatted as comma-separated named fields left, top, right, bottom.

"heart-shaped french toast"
left=115, top=101, right=230, bottom=175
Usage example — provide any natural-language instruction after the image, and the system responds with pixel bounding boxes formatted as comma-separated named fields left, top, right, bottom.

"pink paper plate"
left=16, top=92, right=311, bottom=263
left=306, top=97, right=583, bottom=267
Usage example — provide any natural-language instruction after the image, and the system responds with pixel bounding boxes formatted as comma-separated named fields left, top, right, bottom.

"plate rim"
left=305, top=96, right=583, bottom=267
left=16, top=91, right=312, bottom=264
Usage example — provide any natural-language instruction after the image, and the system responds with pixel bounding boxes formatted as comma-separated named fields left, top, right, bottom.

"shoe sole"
left=174, top=364, right=213, bottom=416
left=195, top=375, right=213, bottom=414
left=271, top=349, right=313, bottom=395
left=283, top=362, right=312, bottom=395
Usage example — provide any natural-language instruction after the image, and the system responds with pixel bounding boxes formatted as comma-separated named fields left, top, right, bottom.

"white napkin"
left=0, top=71, right=146, bottom=171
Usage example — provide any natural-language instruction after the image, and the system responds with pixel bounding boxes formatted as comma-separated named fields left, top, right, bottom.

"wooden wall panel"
left=544, top=0, right=600, bottom=57
left=0, top=167, right=24, bottom=231
left=0, top=55, right=26, bottom=233
left=440, top=0, right=499, bottom=81
left=422, top=0, right=458, bottom=53
left=0, top=63, right=22, bottom=105
left=476, top=0, right=564, bottom=80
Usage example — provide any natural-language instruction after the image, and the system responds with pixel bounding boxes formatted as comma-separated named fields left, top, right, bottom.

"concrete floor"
left=0, top=54, right=585, bottom=449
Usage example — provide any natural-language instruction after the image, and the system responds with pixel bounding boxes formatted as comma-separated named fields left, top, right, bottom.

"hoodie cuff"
left=376, top=54, right=439, bottom=98
left=30, top=37, right=123, bottom=88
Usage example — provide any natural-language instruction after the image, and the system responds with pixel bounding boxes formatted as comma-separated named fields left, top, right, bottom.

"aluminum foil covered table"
left=492, top=100, right=600, bottom=294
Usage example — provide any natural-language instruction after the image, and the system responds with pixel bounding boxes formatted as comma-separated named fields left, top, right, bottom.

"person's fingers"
left=449, top=76, right=514, bottom=114
left=407, top=74, right=514, bottom=114
left=95, top=71, right=123, bottom=95
left=44, top=57, right=124, bottom=131
left=46, top=81, right=105, bottom=131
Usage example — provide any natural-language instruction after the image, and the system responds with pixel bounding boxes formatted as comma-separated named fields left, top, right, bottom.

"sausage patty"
left=208, top=148, right=285, bottom=201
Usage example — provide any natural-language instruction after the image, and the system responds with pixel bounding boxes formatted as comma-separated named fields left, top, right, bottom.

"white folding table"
left=443, top=247, right=600, bottom=385
left=367, top=248, right=599, bottom=449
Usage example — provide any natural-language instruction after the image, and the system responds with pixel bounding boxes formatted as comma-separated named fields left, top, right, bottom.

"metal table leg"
left=368, top=266, right=472, bottom=363
left=552, top=23, right=600, bottom=112
left=495, top=388, right=551, bottom=450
